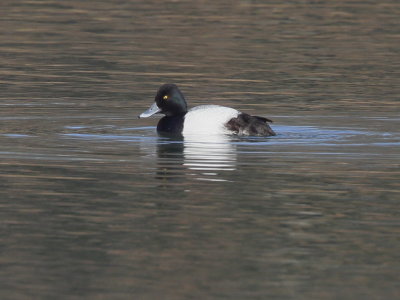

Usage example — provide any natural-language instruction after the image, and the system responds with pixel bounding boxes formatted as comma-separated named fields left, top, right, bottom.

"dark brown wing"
left=254, top=116, right=273, bottom=123
left=226, top=113, right=276, bottom=136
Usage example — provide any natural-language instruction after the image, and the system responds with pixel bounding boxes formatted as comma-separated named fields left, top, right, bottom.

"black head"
left=139, top=84, right=188, bottom=118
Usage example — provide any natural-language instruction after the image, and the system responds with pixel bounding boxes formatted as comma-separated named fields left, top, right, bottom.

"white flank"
left=182, top=105, right=240, bottom=135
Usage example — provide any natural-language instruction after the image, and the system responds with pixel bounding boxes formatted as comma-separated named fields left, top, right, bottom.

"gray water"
left=1, top=1, right=400, bottom=299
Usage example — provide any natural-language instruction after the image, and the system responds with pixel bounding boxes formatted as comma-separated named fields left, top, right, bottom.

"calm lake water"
left=1, top=1, right=399, bottom=299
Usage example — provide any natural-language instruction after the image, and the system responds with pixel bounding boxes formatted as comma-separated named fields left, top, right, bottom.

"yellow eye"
left=163, top=95, right=169, bottom=100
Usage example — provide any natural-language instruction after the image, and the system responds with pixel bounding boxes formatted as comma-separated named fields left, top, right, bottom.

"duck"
left=139, top=84, right=276, bottom=136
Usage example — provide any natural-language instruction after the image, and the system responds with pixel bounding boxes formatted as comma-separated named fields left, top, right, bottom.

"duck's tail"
left=226, top=113, right=276, bottom=136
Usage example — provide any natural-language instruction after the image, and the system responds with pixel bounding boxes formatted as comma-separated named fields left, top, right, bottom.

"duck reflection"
left=156, top=134, right=237, bottom=182
left=155, top=137, right=185, bottom=182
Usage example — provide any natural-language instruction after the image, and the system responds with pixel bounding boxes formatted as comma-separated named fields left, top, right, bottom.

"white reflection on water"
left=183, top=134, right=237, bottom=182
left=153, top=133, right=237, bottom=182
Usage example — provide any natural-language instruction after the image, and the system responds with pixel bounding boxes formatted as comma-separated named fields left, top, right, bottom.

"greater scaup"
left=139, top=84, right=276, bottom=136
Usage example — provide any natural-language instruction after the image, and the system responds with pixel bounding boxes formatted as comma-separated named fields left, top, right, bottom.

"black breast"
left=226, top=113, right=276, bottom=136
left=157, top=115, right=185, bottom=135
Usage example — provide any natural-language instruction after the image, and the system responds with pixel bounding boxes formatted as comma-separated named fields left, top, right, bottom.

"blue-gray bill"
left=138, top=102, right=161, bottom=118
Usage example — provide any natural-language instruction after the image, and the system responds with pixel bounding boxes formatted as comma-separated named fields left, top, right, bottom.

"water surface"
left=1, top=1, right=399, bottom=299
